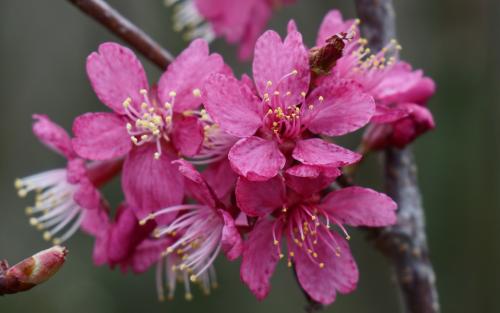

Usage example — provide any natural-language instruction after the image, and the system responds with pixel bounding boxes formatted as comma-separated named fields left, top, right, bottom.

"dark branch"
left=353, top=1, right=440, bottom=312
left=67, top=0, right=174, bottom=69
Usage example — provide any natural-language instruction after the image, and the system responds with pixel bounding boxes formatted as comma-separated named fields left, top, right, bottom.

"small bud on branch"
left=0, top=246, right=68, bottom=295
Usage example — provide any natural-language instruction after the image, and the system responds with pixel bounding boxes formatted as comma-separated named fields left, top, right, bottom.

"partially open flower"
left=139, top=160, right=242, bottom=301
left=15, top=115, right=119, bottom=244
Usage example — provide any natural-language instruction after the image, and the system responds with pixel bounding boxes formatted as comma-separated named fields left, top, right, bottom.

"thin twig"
left=67, top=0, right=174, bottom=69
left=354, top=1, right=440, bottom=312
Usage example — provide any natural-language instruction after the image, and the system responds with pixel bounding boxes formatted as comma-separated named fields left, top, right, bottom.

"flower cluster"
left=15, top=10, right=434, bottom=306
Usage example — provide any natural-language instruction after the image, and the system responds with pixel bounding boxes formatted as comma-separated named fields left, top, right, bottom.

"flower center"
left=272, top=205, right=351, bottom=269
left=123, top=89, right=175, bottom=159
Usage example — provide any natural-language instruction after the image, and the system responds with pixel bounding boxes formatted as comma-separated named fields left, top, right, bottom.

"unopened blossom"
left=203, top=25, right=375, bottom=181
left=72, top=39, right=231, bottom=222
left=0, top=246, right=67, bottom=295
left=314, top=10, right=435, bottom=149
left=138, top=160, right=242, bottom=301
left=166, top=0, right=295, bottom=60
left=236, top=175, right=396, bottom=304
left=15, top=115, right=119, bottom=244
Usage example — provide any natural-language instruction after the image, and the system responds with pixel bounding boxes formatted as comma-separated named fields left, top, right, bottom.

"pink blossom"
left=236, top=175, right=397, bottom=304
left=315, top=10, right=436, bottom=149
left=203, top=26, right=375, bottom=181
left=15, top=115, right=119, bottom=244
left=167, top=0, right=295, bottom=60
left=137, top=160, right=242, bottom=301
left=72, top=40, right=231, bottom=222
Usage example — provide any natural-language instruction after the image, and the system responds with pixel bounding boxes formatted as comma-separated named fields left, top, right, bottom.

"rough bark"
left=354, top=1, right=440, bottom=312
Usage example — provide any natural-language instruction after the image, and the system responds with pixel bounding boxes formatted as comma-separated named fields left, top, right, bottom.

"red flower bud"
left=0, top=246, right=68, bottom=295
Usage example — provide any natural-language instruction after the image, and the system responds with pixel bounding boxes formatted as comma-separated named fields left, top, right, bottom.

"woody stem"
left=66, top=0, right=174, bottom=69
left=354, top=1, right=440, bottom=312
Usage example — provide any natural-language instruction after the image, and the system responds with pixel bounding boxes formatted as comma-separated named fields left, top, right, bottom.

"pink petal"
left=235, top=0, right=271, bottom=60
left=86, top=43, right=149, bottom=114
left=304, top=79, right=375, bottom=136
left=157, top=39, right=225, bottom=112
left=373, top=62, right=435, bottom=105
left=203, top=73, right=262, bottom=137
left=92, top=234, right=109, bottom=266
left=236, top=176, right=285, bottom=217
left=253, top=29, right=310, bottom=105
left=126, top=239, right=170, bottom=274
left=74, top=180, right=102, bottom=211
left=32, top=114, right=75, bottom=159
left=220, top=210, right=243, bottom=261
left=391, top=104, right=435, bottom=148
left=285, top=165, right=340, bottom=197
left=107, top=204, right=155, bottom=264
left=173, top=159, right=217, bottom=208
left=316, top=10, right=356, bottom=46
left=371, top=103, right=411, bottom=124
left=294, top=229, right=358, bottom=304
left=320, top=187, right=397, bottom=227
left=122, top=144, right=184, bottom=222
left=72, top=112, right=131, bottom=161
left=171, top=115, right=204, bottom=157
left=202, top=158, right=237, bottom=200
left=229, top=136, right=285, bottom=181
left=80, top=204, right=109, bottom=237
left=240, top=218, right=280, bottom=300
left=292, top=139, right=361, bottom=168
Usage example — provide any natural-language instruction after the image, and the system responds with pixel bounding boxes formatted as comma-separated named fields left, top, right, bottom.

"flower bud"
left=0, top=246, right=68, bottom=295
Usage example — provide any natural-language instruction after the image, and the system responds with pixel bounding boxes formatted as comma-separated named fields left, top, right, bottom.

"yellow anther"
left=346, top=235, right=351, bottom=240
left=289, top=252, right=295, bottom=257
left=164, top=102, right=172, bottom=109
left=126, top=123, right=132, bottom=131
left=14, top=179, right=23, bottom=189
left=185, top=293, right=193, bottom=301
left=291, top=69, right=298, bottom=75
left=266, top=80, right=273, bottom=87
left=319, top=263, right=325, bottom=268
left=25, top=207, right=33, bottom=215
left=154, top=152, right=160, bottom=160
left=286, top=91, right=291, bottom=96
left=308, top=104, right=314, bottom=110
left=192, top=88, right=201, bottom=97
left=190, top=275, right=197, bottom=282
left=318, top=96, right=324, bottom=102
left=354, top=18, right=361, bottom=25
left=274, top=91, right=280, bottom=96
left=282, top=206, right=288, bottom=213
left=131, top=137, right=138, bottom=144
left=18, top=189, right=27, bottom=198
left=272, top=122, right=278, bottom=127
left=43, top=231, right=52, bottom=241
left=52, top=238, right=61, bottom=245
left=287, top=261, right=292, bottom=267
left=169, top=91, right=177, bottom=97
left=273, top=240, right=279, bottom=245
left=29, top=217, right=38, bottom=226
left=141, top=102, right=148, bottom=110
left=158, top=295, right=165, bottom=302
left=279, top=253, right=284, bottom=259
left=313, top=252, right=318, bottom=258
left=139, top=89, right=148, bottom=95
left=300, top=91, right=306, bottom=97
left=122, top=97, right=131, bottom=108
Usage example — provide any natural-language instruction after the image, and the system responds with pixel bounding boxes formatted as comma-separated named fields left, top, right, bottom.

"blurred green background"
left=1, top=0, right=499, bottom=312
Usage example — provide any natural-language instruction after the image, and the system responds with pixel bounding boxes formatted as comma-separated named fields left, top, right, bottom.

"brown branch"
left=67, top=0, right=174, bottom=69
left=354, top=1, right=440, bottom=312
